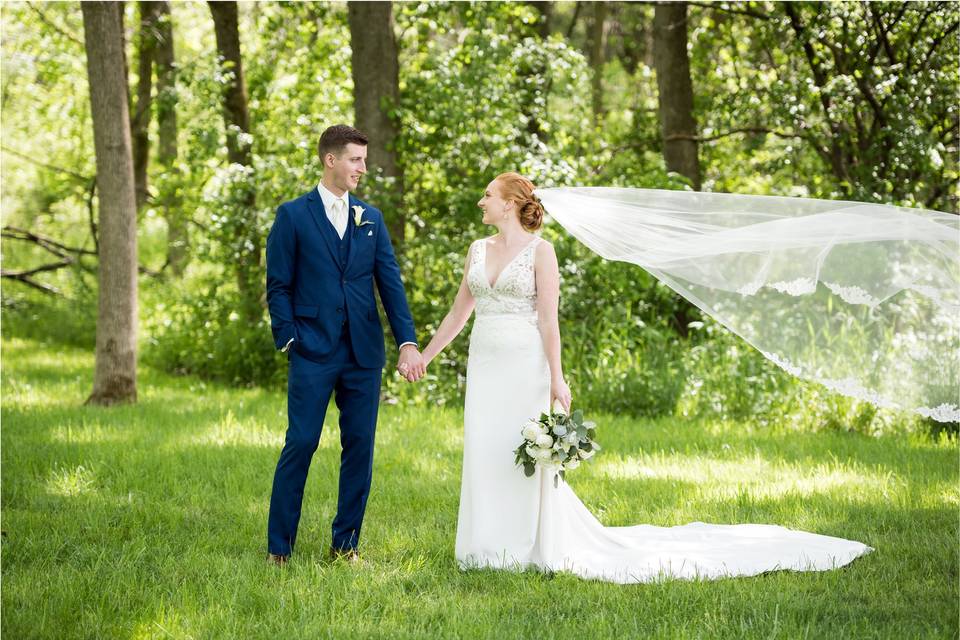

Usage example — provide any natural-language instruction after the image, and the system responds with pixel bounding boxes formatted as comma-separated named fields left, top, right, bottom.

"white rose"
left=524, top=446, right=538, bottom=459
left=535, top=433, right=554, bottom=448
left=565, top=459, right=580, bottom=470
left=536, top=447, right=554, bottom=461
left=521, top=421, right=543, bottom=441
left=578, top=448, right=595, bottom=459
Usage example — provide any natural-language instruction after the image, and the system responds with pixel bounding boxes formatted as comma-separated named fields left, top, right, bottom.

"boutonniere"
left=352, top=205, right=374, bottom=227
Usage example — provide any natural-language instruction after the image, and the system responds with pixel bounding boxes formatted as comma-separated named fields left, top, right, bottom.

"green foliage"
left=1, top=287, right=96, bottom=349
left=140, top=277, right=282, bottom=388
left=678, top=317, right=925, bottom=436
left=690, top=2, right=959, bottom=209
left=1, top=1, right=953, bottom=437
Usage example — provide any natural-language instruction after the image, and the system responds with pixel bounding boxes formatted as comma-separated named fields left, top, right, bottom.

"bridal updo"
left=495, top=172, right=544, bottom=232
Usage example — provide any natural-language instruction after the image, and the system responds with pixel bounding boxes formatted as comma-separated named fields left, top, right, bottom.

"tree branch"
left=638, top=0, right=772, bottom=21
left=2, top=224, right=166, bottom=278
left=904, top=1, right=942, bottom=73
left=665, top=127, right=804, bottom=143
left=26, top=2, right=83, bottom=46
left=565, top=1, right=583, bottom=40
left=0, top=145, right=92, bottom=182
left=783, top=3, right=849, bottom=183
left=1, top=270, right=63, bottom=295
left=2, top=225, right=97, bottom=259
left=920, top=19, right=959, bottom=72
left=3, top=259, right=74, bottom=279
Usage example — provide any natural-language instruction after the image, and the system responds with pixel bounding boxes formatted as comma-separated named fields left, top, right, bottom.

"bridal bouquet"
left=514, top=410, right=600, bottom=487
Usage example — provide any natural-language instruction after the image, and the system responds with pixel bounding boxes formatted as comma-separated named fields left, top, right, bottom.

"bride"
left=418, top=172, right=873, bottom=584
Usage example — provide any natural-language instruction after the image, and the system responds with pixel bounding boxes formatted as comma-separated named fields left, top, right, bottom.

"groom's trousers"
left=267, top=330, right=382, bottom=556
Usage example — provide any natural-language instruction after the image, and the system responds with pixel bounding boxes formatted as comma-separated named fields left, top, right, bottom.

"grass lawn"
left=2, top=335, right=957, bottom=639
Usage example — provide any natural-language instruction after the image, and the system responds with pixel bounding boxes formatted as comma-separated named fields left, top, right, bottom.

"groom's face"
left=326, top=143, right=367, bottom=193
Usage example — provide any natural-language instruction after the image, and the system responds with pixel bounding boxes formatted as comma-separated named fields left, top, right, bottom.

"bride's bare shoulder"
left=533, top=237, right=557, bottom=265
left=466, top=236, right=490, bottom=258
left=534, top=235, right=554, bottom=251
left=469, top=236, right=496, bottom=249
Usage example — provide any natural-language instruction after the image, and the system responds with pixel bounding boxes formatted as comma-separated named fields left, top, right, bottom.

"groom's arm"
left=265, top=204, right=298, bottom=351
left=372, top=209, right=417, bottom=349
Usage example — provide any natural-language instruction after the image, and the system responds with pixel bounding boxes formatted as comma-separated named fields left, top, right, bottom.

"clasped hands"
left=397, top=344, right=426, bottom=382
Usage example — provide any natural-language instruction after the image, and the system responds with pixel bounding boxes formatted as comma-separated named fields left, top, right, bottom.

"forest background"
left=2, top=0, right=958, bottom=431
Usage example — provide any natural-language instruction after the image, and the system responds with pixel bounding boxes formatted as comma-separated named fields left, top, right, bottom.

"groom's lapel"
left=344, top=195, right=364, bottom=272
left=305, top=189, right=342, bottom=270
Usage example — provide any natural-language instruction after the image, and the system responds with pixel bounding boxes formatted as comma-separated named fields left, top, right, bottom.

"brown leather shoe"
left=328, top=546, right=361, bottom=564
left=267, top=552, right=289, bottom=566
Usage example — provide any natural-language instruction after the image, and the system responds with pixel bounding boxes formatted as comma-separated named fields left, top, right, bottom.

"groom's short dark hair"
left=318, top=125, right=368, bottom=160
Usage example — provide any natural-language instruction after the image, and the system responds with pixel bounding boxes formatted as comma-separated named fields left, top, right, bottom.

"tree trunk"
left=589, top=1, right=607, bottom=127
left=117, top=2, right=131, bottom=114
left=653, top=1, right=701, bottom=190
left=133, top=1, right=159, bottom=209
left=208, top=1, right=261, bottom=321
left=529, top=1, right=552, bottom=38
left=520, top=1, right=551, bottom=144
left=81, top=1, right=139, bottom=405
left=154, top=0, right=187, bottom=275
left=347, top=1, right=405, bottom=247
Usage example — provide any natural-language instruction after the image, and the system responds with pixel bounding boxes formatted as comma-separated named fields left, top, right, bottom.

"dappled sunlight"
left=245, top=497, right=269, bottom=518
left=375, top=409, right=464, bottom=455
left=185, top=409, right=284, bottom=449
left=939, top=484, right=960, bottom=506
left=45, top=463, right=97, bottom=497
left=2, top=338, right=89, bottom=377
left=130, top=609, right=195, bottom=640
left=3, top=377, right=86, bottom=409
left=597, top=452, right=903, bottom=504
left=598, top=452, right=775, bottom=482
left=409, top=452, right=456, bottom=483
left=701, top=463, right=900, bottom=503
left=50, top=420, right=131, bottom=445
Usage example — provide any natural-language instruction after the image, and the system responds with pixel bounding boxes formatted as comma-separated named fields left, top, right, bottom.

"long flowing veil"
left=536, top=187, right=960, bottom=423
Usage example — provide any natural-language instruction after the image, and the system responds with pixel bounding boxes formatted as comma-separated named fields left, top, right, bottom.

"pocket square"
left=367, top=230, right=373, bottom=236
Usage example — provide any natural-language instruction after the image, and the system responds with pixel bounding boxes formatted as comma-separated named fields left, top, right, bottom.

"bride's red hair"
left=495, top=172, right=544, bottom=232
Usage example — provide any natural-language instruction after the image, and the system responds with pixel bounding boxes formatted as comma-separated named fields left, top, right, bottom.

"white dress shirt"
left=280, top=182, right=416, bottom=353
left=317, top=181, right=350, bottom=239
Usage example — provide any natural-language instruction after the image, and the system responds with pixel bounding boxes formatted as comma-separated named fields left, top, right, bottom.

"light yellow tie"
left=331, top=199, right=347, bottom=239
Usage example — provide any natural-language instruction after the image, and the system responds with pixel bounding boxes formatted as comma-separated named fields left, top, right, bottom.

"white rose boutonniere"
left=352, top=205, right=374, bottom=227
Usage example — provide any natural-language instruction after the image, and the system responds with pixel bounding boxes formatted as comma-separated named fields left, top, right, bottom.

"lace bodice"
left=467, top=236, right=541, bottom=319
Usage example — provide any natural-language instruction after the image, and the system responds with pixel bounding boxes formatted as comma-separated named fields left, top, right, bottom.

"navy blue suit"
left=265, top=187, right=416, bottom=555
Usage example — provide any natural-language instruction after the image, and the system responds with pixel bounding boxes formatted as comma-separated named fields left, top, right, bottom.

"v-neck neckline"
left=483, top=236, right=538, bottom=290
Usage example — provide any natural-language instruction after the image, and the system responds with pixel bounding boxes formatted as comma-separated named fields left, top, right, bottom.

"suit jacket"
left=265, top=188, right=417, bottom=368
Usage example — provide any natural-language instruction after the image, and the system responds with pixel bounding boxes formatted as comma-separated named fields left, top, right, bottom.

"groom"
left=265, top=124, right=424, bottom=564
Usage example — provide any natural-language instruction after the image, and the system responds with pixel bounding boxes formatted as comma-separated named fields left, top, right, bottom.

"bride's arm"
left=534, top=240, right=572, bottom=412
left=421, top=247, right=476, bottom=367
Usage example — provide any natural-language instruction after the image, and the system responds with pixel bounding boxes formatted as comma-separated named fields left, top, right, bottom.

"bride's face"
left=478, top=180, right=511, bottom=225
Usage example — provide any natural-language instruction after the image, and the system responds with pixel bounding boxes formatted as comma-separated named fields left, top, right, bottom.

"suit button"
left=337, top=308, right=343, bottom=313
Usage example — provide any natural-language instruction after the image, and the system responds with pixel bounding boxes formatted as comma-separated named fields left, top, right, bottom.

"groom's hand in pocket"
left=397, top=345, right=426, bottom=382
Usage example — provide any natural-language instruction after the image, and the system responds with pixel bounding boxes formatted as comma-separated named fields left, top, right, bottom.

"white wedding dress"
left=454, top=235, right=873, bottom=584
